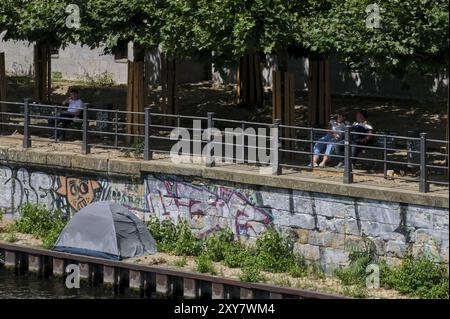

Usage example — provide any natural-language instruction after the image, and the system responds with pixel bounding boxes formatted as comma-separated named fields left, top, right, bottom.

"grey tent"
left=54, top=201, right=156, bottom=260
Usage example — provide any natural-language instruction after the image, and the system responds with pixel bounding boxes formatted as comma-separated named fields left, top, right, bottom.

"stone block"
left=356, top=200, right=401, bottom=225
left=293, top=229, right=310, bottom=244
left=129, top=270, right=143, bottom=290
left=156, top=274, right=170, bottom=295
left=258, top=187, right=292, bottom=211
left=240, top=288, right=253, bottom=299
left=293, top=243, right=320, bottom=261
left=290, top=213, right=315, bottom=230
left=53, top=258, right=64, bottom=276
left=108, top=159, right=141, bottom=176
left=28, top=255, right=41, bottom=273
left=308, top=231, right=346, bottom=249
left=385, top=241, right=407, bottom=258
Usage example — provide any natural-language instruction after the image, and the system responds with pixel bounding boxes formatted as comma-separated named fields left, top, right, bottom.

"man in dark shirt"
left=351, top=109, right=374, bottom=164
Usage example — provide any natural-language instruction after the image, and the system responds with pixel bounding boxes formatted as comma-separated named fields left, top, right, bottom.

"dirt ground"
left=4, top=76, right=448, bottom=140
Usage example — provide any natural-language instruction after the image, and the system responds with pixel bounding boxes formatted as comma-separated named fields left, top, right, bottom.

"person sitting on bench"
left=310, top=111, right=347, bottom=168
left=48, top=88, right=83, bottom=140
left=350, top=109, right=374, bottom=164
left=335, top=109, right=374, bottom=168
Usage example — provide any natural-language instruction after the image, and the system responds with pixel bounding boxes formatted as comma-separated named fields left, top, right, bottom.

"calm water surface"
left=0, top=268, right=141, bottom=299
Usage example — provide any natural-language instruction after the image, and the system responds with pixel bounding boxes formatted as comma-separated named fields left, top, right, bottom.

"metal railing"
left=0, top=99, right=448, bottom=193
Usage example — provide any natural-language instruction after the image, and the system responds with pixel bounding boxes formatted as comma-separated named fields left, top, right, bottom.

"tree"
left=0, top=0, right=87, bottom=101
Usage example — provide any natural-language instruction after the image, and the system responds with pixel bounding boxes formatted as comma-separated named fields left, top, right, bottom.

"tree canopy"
left=0, top=0, right=448, bottom=73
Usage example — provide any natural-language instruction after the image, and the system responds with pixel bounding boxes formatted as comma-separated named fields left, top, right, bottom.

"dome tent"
left=54, top=201, right=156, bottom=260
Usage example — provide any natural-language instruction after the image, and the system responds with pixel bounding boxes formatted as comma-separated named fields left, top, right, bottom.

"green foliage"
left=85, top=71, right=115, bottom=87
left=384, top=254, right=449, bottom=299
left=195, top=254, right=216, bottom=275
left=52, top=72, right=63, bottom=81
left=173, top=222, right=203, bottom=256
left=240, top=263, right=266, bottom=283
left=254, top=226, right=296, bottom=272
left=147, top=217, right=202, bottom=256
left=335, top=237, right=378, bottom=287
left=147, top=217, right=179, bottom=252
left=5, top=231, right=18, bottom=243
left=13, top=203, right=67, bottom=249
left=204, top=229, right=234, bottom=262
left=342, top=286, right=367, bottom=299
left=173, top=256, right=188, bottom=268
left=222, top=244, right=253, bottom=268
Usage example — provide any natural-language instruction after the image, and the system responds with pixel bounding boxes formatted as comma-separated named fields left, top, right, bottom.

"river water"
left=0, top=268, right=140, bottom=299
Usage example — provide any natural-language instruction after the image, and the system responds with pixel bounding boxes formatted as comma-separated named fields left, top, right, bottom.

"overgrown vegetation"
left=12, top=203, right=67, bottom=249
left=335, top=237, right=449, bottom=299
left=84, top=71, right=116, bottom=87
left=195, top=254, right=217, bottom=275
left=383, top=255, right=449, bottom=299
left=148, top=217, right=320, bottom=282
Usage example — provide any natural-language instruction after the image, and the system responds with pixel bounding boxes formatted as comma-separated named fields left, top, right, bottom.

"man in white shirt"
left=48, top=88, right=83, bottom=139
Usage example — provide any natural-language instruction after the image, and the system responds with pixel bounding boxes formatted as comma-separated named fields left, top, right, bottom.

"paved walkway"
left=0, top=134, right=448, bottom=200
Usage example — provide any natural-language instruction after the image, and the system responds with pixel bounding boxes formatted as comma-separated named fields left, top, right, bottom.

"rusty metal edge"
left=0, top=241, right=347, bottom=299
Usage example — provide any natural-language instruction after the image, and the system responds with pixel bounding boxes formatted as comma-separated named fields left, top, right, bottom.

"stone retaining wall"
left=1, top=161, right=448, bottom=272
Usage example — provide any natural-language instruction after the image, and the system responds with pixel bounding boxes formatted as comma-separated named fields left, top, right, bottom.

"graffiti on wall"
left=0, top=166, right=147, bottom=219
left=145, top=174, right=274, bottom=238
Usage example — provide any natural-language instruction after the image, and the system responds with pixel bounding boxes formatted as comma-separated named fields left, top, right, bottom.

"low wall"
left=1, top=159, right=448, bottom=272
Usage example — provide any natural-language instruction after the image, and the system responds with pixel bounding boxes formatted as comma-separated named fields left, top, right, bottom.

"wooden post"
left=33, top=43, right=52, bottom=102
left=0, top=52, right=6, bottom=133
left=272, top=71, right=295, bottom=159
left=237, top=52, right=263, bottom=107
left=160, top=55, right=178, bottom=116
left=126, top=45, right=147, bottom=143
left=308, top=56, right=331, bottom=127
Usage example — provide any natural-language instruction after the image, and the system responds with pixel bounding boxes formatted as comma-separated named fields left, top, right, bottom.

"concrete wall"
left=1, top=163, right=448, bottom=272
left=2, top=39, right=447, bottom=100
left=0, top=40, right=210, bottom=85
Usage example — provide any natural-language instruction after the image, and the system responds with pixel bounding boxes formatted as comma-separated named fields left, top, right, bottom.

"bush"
left=223, top=244, right=253, bottom=268
left=204, top=229, right=234, bottom=262
left=195, top=254, right=216, bottom=274
left=147, top=217, right=179, bottom=252
left=240, top=263, right=266, bottom=283
left=13, top=203, right=67, bottom=249
left=385, top=254, right=449, bottom=299
left=173, top=222, right=203, bottom=256
left=335, top=237, right=377, bottom=287
left=254, top=226, right=296, bottom=272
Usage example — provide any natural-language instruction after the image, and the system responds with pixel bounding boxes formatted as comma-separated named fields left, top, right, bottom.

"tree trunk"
left=126, top=44, right=147, bottom=142
left=33, top=42, right=52, bottom=102
left=0, top=52, right=6, bottom=133
left=308, top=55, right=331, bottom=127
left=160, top=54, right=178, bottom=116
left=237, top=52, right=263, bottom=108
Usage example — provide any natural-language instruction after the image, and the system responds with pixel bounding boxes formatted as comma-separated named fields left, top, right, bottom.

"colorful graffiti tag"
left=145, top=174, right=274, bottom=238
left=0, top=166, right=147, bottom=219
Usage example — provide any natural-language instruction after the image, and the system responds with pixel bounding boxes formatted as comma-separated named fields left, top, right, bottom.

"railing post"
left=114, top=109, right=119, bottom=148
left=383, top=135, right=387, bottom=179
left=23, top=98, right=31, bottom=148
left=272, top=119, right=281, bottom=175
left=310, top=128, right=314, bottom=169
left=343, top=125, right=353, bottom=184
left=206, top=112, right=215, bottom=167
left=144, top=107, right=152, bottom=161
left=419, top=133, right=429, bottom=193
left=81, top=103, right=90, bottom=155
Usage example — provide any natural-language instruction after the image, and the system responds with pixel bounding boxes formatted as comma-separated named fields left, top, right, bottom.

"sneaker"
left=335, top=162, right=344, bottom=169
left=308, top=163, right=319, bottom=168
left=319, top=162, right=326, bottom=168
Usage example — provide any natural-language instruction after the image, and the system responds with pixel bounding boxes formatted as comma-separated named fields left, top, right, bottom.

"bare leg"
left=313, top=155, right=319, bottom=165
left=319, top=156, right=329, bottom=167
